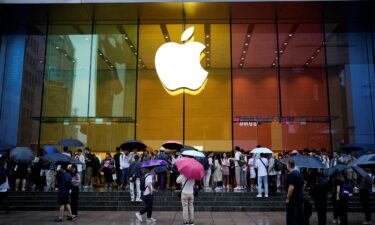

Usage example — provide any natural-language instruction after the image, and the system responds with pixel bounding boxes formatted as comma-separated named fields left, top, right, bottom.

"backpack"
left=0, top=164, right=6, bottom=185
left=64, top=172, right=72, bottom=191
left=273, top=159, right=283, bottom=172
left=339, top=184, right=353, bottom=200
left=140, top=174, right=151, bottom=193
left=238, top=155, right=246, bottom=167
left=203, top=157, right=210, bottom=170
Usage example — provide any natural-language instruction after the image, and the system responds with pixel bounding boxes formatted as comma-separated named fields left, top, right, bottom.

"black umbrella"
left=341, top=144, right=364, bottom=152
left=57, top=138, right=84, bottom=147
left=162, top=141, right=183, bottom=151
left=42, top=153, right=71, bottom=163
left=10, top=147, right=34, bottom=164
left=281, top=155, right=325, bottom=169
left=327, top=163, right=348, bottom=176
left=120, top=140, right=146, bottom=151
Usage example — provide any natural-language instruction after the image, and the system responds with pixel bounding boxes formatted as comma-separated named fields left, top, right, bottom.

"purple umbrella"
left=141, top=160, right=168, bottom=168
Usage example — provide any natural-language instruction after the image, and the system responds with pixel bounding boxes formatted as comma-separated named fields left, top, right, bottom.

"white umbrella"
left=250, top=147, right=273, bottom=154
left=182, top=150, right=205, bottom=158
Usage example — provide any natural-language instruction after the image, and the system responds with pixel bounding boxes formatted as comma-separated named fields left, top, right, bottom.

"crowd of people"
left=0, top=144, right=374, bottom=225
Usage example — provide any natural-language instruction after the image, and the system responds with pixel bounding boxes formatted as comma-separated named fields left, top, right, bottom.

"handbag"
left=177, top=179, right=188, bottom=198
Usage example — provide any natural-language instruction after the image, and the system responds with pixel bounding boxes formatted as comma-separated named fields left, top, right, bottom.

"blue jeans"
left=121, top=168, right=129, bottom=187
left=257, top=175, right=268, bottom=196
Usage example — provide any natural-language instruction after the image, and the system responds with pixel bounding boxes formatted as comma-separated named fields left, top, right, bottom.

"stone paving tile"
left=0, top=211, right=373, bottom=225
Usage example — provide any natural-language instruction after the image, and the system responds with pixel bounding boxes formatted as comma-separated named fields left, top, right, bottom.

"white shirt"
left=235, top=151, right=241, bottom=167
left=143, top=174, right=154, bottom=196
left=177, top=174, right=195, bottom=195
left=119, top=153, right=131, bottom=169
left=76, top=155, right=85, bottom=172
left=255, top=158, right=268, bottom=177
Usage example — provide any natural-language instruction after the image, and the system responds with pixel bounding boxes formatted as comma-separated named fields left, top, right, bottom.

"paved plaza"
left=0, top=211, right=372, bottom=225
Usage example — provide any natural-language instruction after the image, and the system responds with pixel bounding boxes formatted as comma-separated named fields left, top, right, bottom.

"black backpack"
left=0, top=163, right=6, bottom=185
left=64, top=172, right=72, bottom=191
left=140, top=174, right=151, bottom=193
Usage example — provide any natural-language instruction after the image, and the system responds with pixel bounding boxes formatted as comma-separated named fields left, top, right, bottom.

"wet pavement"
left=0, top=211, right=372, bottom=225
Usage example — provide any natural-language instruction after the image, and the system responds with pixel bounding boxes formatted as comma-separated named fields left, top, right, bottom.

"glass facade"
left=0, top=2, right=374, bottom=154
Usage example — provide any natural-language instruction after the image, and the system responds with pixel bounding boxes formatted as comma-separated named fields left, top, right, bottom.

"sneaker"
left=256, top=194, right=262, bottom=198
left=135, top=212, right=142, bottom=222
left=234, top=186, right=240, bottom=190
left=135, top=198, right=142, bottom=202
left=147, top=217, right=157, bottom=222
left=131, top=198, right=135, bottom=202
left=265, top=194, right=269, bottom=198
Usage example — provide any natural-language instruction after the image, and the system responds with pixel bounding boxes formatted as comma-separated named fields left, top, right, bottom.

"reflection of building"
left=44, top=36, right=75, bottom=116
left=0, top=2, right=374, bottom=154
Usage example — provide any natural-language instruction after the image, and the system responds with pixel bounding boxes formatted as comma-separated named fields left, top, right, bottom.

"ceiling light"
left=206, top=51, right=210, bottom=54
left=245, top=43, right=249, bottom=46
left=99, top=53, right=103, bottom=56
left=274, top=50, right=278, bottom=54
left=124, top=36, right=128, bottom=40
left=206, top=44, right=209, bottom=46
left=272, top=63, right=276, bottom=66
left=280, top=50, right=284, bottom=53
left=105, top=59, right=108, bottom=62
left=85, top=38, right=89, bottom=41
left=206, top=35, right=209, bottom=38
left=139, top=59, right=142, bottom=62
left=130, top=45, right=133, bottom=48
left=243, top=51, right=246, bottom=53
left=317, top=49, right=321, bottom=52
left=241, top=57, right=244, bottom=60
left=55, top=46, right=59, bottom=49
left=64, top=54, right=68, bottom=57
left=39, top=60, right=43, bottom=64
left=311, top=56, right=315, bottom=59
left=110, top=65, right=114, bottom=68
left=240, top=64, right=243, bottom=66
left=134, top=52, right=137, bottom=55
left=305, top=62, right=309, bottom=65
left=289, top=34, right=293, bottom=37
left=284, top=42, right=288, bottom=45
left=207, top=64, right=210, bottom=67
left=165, top=36, right=168, bottom=39
left=72, top=60, right=75, bottom=63
left=207, top=58, right=210, bottom=61
left=247, top=34, right=251, bottom=38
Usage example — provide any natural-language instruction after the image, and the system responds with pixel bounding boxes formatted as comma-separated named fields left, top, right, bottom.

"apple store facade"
left=0, top=1, right=375, bottom=155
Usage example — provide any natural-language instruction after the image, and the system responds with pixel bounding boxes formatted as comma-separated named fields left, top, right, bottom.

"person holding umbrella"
left=135, top=160, right=165, bottom=223
left=176, top=156, right=205, bottom=225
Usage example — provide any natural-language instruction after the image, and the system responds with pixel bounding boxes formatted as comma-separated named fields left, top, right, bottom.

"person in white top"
left=203, top=153, right=213, bottom=190
left=248, top=154, right=256, bottom=191
left=177, top=173, right=195, bottom=225
left=119, top=149, right=132, bottom=189
left=213, top=154, right=223, bottom=191
left=234, top=147, right=242, bottom=190
left=221, top=153, right=230, bottom=189
left=255, top=153, right=269, bottom=197
left=135, top=167, right=157, bottom=223
left=75, top=149, right=86, bottom=176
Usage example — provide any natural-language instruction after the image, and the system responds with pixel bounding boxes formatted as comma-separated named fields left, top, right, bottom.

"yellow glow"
left=162, top=78, right=208, bottom=96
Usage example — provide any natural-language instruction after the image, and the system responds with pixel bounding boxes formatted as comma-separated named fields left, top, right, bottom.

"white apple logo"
left=155, top=27, right=208, bottom=93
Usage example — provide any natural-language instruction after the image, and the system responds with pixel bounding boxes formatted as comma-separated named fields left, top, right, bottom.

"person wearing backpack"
left=0, top=156, right=10, bottom=214
left=135, top=166, right=157, bottom=223
left=54, top=164, right=74, bottom=222
left=255, top=153, right=269, bottom=197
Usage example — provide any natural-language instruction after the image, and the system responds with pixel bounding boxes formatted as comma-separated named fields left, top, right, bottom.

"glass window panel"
left=184, top=23, right=232, bottom=151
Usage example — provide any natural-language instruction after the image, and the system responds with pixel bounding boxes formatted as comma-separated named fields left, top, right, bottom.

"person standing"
left=113, top=147, right=121, bottom=188
left=69, top=164, right=80, bottom=219
left=177, top=173, right=195, bottom=225
left=248, top=154, right=256, bottom=191
left=154, top=148, right=168, bottom=190
left=234, top=147, right=242, bottom=190
left=84, top=148, right=94, bottom=189
left=135, top=167, right=157, bottom=223
left=75, top=149, right=85, bottom=188
left=213, top=154, right=223, bottom=191
left=14, top=162, right=29, bottom=191
left=331, top=173, right=349, bottom=225
left=54, top=164, right=73, bottom=222
left=240, top=149, right=247, bottom=189
left=119, top=149, right=131, bottom=189
left=0, top=157, right=10, bottom=213
left=221, top=153, right=230, bottom=189
left=309, top=171, right=328, bottom=225
left=285, top=159, right=305, bottom=225
left=359, top=170, right=372, bottom=225
left=128, top=155, right=142, bottom=202
left=268, top=155, right=277, bottom=195
left=255, top=153, right=269, bottom=197
left=101, top=153, right=115, bottom=188
left=203, top=153, right=213, bottom=190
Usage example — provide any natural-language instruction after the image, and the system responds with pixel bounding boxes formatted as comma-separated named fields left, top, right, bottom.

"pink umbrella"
left=176, top=157, right=205, bottom=180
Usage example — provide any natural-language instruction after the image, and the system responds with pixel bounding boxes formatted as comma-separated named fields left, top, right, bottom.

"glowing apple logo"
left=155, top=27, right=208, bottom=95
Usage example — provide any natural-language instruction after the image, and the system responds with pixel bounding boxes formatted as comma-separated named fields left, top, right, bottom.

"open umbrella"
left=162, top=141, right=183, bottom=151
left=42, top=153, right=71, bottom=163
left=182, top=150, right=205, bottom=158
left=341, top=144, right=364, bottom=153
left=141, top=159, right=168, bottom=168
left=120, top=140, right=146, bottom=151
left=0, top=145, right=14, bottom=158
left=251, top=147, right=273, bottom=154
left=352, top=165, right=368, bottom=177
left=327, top=163, right=348, bottom=176
left=45, top=145, right=60, bottom=154
left=71, top=158, right=84, bottom=164
left=10, top=147, right=34, bottom=164
left=282, top=155, right=325, bottom=169
left=57, top=138, right=84, bottom=147
left=176, top=157, right=205, bottom=180
left=351, top=154, right=375, bottom=166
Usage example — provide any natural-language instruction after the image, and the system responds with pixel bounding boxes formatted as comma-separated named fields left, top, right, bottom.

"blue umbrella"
left=57, top=138, right=84, bottom=147
left=120, top=140, right=146, bottom=151
left=45, top=145, right=60, bottom=154
left=351, top=154, right=375, bottom=166
left=327, top=163, right=348, bottom=176
left=282, top=155, right=325, bottom=169
left=0, top=145, right=14, bottom=158
left=42, top=153, right=71, bottom=163
left=10, top=147, right=34, bottom=164
left=141, top=159, right=167, bottom=168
